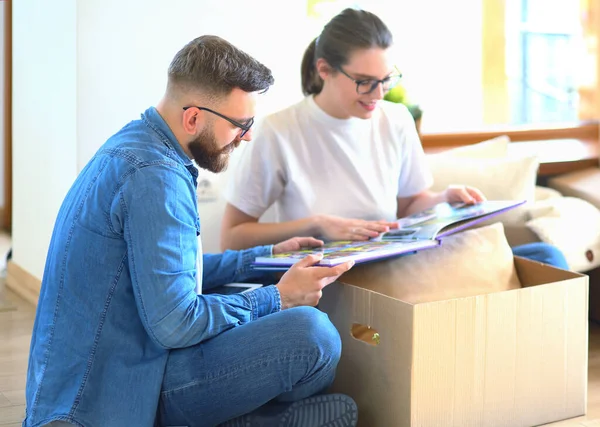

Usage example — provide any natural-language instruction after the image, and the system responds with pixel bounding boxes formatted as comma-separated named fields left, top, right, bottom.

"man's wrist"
left=276, top=284, right=291, bottom=310
left=247, top=285, right=283, bottom=319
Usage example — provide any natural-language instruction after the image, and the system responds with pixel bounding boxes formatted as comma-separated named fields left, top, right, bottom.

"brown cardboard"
left=587, top=266, right=600, bottom=323
left=320, top=256, right=589, bottom=427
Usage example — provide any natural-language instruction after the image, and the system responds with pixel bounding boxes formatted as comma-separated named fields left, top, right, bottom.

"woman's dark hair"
left=168, top=35, right=274, bottom=98
left=301, top=8, right=393, bottom=96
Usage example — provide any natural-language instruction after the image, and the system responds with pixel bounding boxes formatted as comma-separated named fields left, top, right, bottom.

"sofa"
left=425, top=135, right=600, bottom=274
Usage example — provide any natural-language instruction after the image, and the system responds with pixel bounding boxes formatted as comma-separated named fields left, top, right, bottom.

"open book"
left=253, top=199, right=525, bottom=270
left=376, top=199, right=526, bottom=241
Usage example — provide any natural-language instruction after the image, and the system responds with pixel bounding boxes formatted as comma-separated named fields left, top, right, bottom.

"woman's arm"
left=396, top=190, right=445, bottom=218
left=220, top=203, right=320, bottom=250
left=397, top=185, right=486, bottom=218
left=221, top=203, right=399, bottom=251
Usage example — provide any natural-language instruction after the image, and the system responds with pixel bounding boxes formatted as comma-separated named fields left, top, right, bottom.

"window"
left=507, top=0, right=581, bottom=124
left=307, top=0, right=597, bottom=134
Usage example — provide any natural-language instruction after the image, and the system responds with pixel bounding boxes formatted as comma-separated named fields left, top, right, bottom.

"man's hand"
left=444, top=184, right=486, bottom=205
left=315, top=214, right=398, bottom=241
left=273, top=236, right=324, bottom=255
left=276, top=254, right=354, bottom=309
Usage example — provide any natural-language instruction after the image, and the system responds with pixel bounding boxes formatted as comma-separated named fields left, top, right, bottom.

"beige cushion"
left=339, top=222, right=521, bottom=304
left=547, top=167, right=600, bottom=210
left=426, top=135, right=539, bottom=228
left=439, top=135, right=510, bottom=158
left=525, top=196, right=600, bottom=272
left=500, top=186, right=563, bottom=246
left=534, top=185, right=562, bottom=201
left=426, top=154, right=539, bottom=226
left=502, top=224, right=541, bottom=247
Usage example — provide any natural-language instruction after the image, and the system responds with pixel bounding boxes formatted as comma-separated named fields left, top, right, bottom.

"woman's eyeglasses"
left=336, top=67, right=402, bottom=95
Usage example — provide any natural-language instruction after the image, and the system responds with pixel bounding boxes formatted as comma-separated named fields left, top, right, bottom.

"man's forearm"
left=202, top=245, right=275, bottom=289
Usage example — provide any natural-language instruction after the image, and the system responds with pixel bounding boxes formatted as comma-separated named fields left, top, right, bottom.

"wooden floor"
left=0, top=286, right=31, bottom=426
left=3, top=274, right=600, bottom=426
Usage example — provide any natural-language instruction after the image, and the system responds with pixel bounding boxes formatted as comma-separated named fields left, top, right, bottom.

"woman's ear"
left=315, top=58, right=334, bottom=81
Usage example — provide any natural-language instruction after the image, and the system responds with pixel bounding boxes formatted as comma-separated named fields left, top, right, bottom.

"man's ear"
left=316, top=58, right=334, bottom=81
left=182, top=108, right=203, bottom=135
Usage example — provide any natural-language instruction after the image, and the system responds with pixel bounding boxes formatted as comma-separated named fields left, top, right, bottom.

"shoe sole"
left=279, top=393, right=358, bottom=427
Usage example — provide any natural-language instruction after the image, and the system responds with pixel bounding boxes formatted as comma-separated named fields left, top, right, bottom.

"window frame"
left=420, top=120, right=599, bottom=148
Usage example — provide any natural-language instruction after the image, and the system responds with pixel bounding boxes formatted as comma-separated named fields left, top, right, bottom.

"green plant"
left=372, top=332, right=381, bottom=345
left=384, top=83, right=423, bottom=122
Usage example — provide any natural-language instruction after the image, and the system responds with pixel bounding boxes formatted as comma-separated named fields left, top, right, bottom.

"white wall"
left=12, top=0, right=486, bottom=279
left=76, top=0, right=310, bottom=254
left=0, top=2, right=5, bottom=210
left=12, top=0, right=311, bottom=279
left=12, top=0, right=78, bottom=280
left=356, top=0, right=484, bottom=132
left=307, top=0, right=484, bottom=132
left=77, top=0, right=310, bottom=170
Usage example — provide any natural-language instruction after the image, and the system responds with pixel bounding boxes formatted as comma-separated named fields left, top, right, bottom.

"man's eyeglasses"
left=336, top=67, right=402, bottom=95
left=182, top=106, right=254, bottom=137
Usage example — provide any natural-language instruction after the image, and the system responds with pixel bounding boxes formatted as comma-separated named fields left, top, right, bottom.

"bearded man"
left=23, top=35, right=357, bottom=427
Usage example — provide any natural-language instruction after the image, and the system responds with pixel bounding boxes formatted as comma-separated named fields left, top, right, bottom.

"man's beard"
left=187, top=127, right=238, bottom=173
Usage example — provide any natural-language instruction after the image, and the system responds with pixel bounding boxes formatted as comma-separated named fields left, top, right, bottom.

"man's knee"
left=513, top=242, right=569, bottom=269
left=538, top=244, right=569, bottom=269
left=279, top=306, right=341, bottom=360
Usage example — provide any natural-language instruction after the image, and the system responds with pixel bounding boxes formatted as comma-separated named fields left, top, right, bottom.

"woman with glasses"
left=220, top=8, right=568, bottom=270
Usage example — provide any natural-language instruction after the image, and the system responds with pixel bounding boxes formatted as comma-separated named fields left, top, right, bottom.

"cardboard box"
left=320, top=257, right=589, bottom=427
left=587, top=266, right=600, bottom=323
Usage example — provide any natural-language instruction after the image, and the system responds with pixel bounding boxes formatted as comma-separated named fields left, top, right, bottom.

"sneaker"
left=220, top=393, right=358, bottom=427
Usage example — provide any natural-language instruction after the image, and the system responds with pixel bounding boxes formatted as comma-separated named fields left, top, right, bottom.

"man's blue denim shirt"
left=24, top=107, right=280, bottom=427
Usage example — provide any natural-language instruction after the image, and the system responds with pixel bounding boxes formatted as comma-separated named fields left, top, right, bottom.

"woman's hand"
left=315, top=215, right=398, bottom=241
left=443, top=184, right=486, bottom=204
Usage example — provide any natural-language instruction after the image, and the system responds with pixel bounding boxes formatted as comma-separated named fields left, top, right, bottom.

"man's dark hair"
left=168, top=35, right=274, bottom=98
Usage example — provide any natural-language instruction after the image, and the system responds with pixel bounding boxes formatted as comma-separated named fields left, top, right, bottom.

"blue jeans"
left=157, top=306, right=341, bottom=427
left=512, top=242, right=569, bottom=270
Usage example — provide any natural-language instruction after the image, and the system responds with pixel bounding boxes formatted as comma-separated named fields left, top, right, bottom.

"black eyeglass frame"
left=336, top=66, right=403, bottom=95
left=182, top=106, right=254, bottom=137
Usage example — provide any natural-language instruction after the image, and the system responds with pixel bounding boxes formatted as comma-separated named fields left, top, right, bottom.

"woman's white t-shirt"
left=225, top=96, right=433, bottom=222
